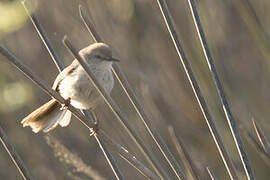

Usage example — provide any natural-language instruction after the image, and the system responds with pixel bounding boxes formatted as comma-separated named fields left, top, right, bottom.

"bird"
left=21, top=42, right=119, bottom=133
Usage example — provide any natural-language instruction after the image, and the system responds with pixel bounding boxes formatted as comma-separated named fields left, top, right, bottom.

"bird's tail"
left=21, top=99, right=72, bottom=133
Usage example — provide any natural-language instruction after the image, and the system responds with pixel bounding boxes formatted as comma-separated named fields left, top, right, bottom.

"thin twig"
left=94, top=134, right=124, bottom=180
left=22, top=0, right=64, bottom=72
left=168, top=125, right=201, bottom=180
left=0, top=45, right=125, bottom=179
left=247, top=133, right=268, bottom=157
left=252, top=118, right=270, bottom=154
left=153, top=131, right=185, bottom=179
left=79, top=5, right=183, bottom=179
left=79, top=5, right=103, bottom=43
left=186, top=0, right=254, bottom=179
left=245, top=132, right=270, bottom=163
left=63, top=36, right=167, bottom=180
left=76, top=113, right=157, bottom=179
left=99, top=130, right=158, bottom=179
left=155, top=0, right=238, bottom=179
left=206, top=167, right=218, bottom=180
left=231, top=0, right=270, bottom=67
left=21, top=0, right=64, bottom=71
left=0, top=126, right=34, bottom=180
left=81, top=113, right=124, bottom=180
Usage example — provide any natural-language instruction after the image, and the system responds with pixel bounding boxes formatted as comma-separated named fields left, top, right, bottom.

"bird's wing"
left=52, top=60, right=79, bottom=91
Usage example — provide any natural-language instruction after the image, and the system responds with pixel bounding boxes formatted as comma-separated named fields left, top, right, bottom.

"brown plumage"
left=21, top=99, right=64, bottom=133
left=22, top=42, right=117, bottom=133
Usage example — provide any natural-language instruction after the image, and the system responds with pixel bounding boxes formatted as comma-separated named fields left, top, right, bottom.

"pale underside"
left=54, top=60, right=114, bottom=110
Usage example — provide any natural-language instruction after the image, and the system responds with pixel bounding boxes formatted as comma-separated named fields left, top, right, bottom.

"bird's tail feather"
left=21, top=99, right=72, bottom=133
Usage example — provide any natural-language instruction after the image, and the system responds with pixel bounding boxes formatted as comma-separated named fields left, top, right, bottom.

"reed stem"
left=155, top=0, right=238, bottom=179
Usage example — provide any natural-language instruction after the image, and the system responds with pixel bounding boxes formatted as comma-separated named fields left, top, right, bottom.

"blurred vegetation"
left=0, top=0, right=270, bottom=179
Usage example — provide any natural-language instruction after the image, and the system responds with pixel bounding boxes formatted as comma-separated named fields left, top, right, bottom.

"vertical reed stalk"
left=22, top=0, right=64, bottom=71
left=252, top=119, right=270, bottom=154
left=99, top=129, right=159, bottom=179
left=206, top=167, right=218, bottom=180
left=155, top=0, right=238, bottom=179
left=168, top=125, right=201, bottom=180
left=186, top=0, right=254, bottom=179
left=0, top=126, right=34, bottom=180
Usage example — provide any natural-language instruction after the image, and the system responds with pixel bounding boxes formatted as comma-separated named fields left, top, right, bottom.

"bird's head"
left=79, top=43, right=119, bottom=68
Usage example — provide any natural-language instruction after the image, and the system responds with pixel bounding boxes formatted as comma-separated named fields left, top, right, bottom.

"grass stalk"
left=186, top=0, right=254, bottom=179
left=0, top=126, right=34, bottom=180
left=252, top=119, right=270, bottom=154
left=82, top=111, right=124, bottom=180
left=99, top=130, right=159, bottom=179
left=168, top=125, right=201, bottom=180
left=93, top=134, right=124, bottom=180
left=206, top=167, right=218, bottom=180
left=21, top=0, right=64, bottom=71
left=245, top=132, right=270, bottom=164
left=155, top=0, right=238, bottom=179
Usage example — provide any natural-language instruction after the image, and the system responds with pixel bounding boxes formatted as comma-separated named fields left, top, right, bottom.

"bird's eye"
left=94, top=55, right=111, bottom=61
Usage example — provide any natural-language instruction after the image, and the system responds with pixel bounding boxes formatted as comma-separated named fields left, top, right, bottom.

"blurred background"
left=0, top=0, right=270, bottom=179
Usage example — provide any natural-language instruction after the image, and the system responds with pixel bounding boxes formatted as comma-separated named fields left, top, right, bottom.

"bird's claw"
left=60, top=97, right=71, bottom=110
left=90, top=121, right=99, bottom=136
left=90, top=113, right=99, bottom=136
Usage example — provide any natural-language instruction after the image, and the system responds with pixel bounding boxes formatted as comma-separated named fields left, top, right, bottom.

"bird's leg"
left=60, top=97, right=71, bottom=110
left=89, top=111, right=99, bottom=136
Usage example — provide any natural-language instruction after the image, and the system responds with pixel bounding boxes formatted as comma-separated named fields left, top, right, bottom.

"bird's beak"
left=110, top=57, right=120, bottom=62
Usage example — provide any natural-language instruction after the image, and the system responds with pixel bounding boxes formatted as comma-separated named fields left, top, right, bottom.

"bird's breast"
left=57, top=66, right=114, bottom=110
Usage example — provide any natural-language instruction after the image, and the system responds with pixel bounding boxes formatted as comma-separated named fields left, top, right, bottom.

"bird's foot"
left=60, top=97, right=71, bottom=110
left=90, top=113, right=99, bottom=136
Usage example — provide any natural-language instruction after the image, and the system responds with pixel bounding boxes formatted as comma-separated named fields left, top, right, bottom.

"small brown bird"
left=21, top=43, right=119, bottom=133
